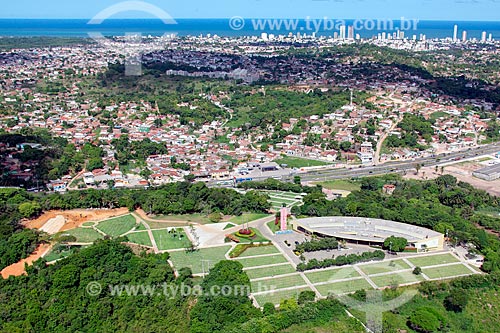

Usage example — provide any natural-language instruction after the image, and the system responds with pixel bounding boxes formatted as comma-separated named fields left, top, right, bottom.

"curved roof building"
left=293, top=216, right=444, bottom=251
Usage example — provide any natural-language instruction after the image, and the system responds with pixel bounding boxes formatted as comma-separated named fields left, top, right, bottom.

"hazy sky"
left=1, top=0, right=500, bottom=20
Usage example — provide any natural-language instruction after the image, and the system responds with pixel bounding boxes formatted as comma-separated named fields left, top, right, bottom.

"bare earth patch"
left=22, top=208, right=130, bottom=232
left=1, top=243, right=52, bottom=279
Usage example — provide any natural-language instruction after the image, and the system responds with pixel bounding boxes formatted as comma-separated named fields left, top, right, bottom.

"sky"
left=1, top=0, right=500, bottom=21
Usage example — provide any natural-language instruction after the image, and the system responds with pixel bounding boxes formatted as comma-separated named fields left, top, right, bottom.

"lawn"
left=245, top=264, right=296, bottom=279
left=315, top=278, right=373, bottom=297
left=152, top=229, right=191, bottom=251
left=370, top=271, right=425, bottom=288
left=96, top=214, right=137, bottom=237
left=64, top=228, right=104, bottom=243
left=234, top=254, right=289, bottom=268
left=305, top=267, right=360, bottom=284
left=44, top=245, right=84, bottom=262
left=407, top=253, right=460, bottom=268
left=168, top=245, right=231, bottom=275
left=229, top=213, right=272, bottom=225
left=251, top=274, right=307, bottom=293
left=238, top=245, right=281, bottom=257
left=429, top=111, right=449, bottom=120
left=253, top=287, right=313, bottom=307
left=145, top=220, right=190, bottom=229
left=359, top=259, right=411, bottom=275
left=315, top=180, right=361, bottom=192
left=274, top=156, right=331, bottom=168
left=422, top=263, right=474, bottom=279
left=151, top=213, right=211, bottom=224
left=82, top=222, right=95, bottom=227
left=126, top=231, right=153, bottom=247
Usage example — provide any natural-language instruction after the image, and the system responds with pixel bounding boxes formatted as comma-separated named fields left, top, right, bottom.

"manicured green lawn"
left=251, top=274, right=307, bottom=293
left=305, top=267, right=360, bottom=284
left=126, top=231, right=153, bottom=247
left=151, top=213, right=211, bottom=224
left=315, top=278, right=373, bottom=297
left=135, top=223, right=147, bottom=231
left=168, top=246, right=231, bottom=275
left=407, top=253, right=459, bottom=268
left=229, top=213, right=272, bottom=225
left=96, top=214, right=137, bottom=237
left=359, top=259, right=411, bottom=275
left=82, top=222, right=95, bottom=227
left=422, top=264, right=474, bottom=279
left=370, top=271, right=425, bottom=288
left=253, top=287, right=313, bottom=306
left=245, top=264, right=296, bottom=279
left=152, top=229, right=191, bottom=251
left=315, top=180, right=361, bottom=192
left=234, top=254, right=288, bottom=268
left=274, top=156, right=331, bottom=168
left=239, top=245, right=280, bottom=257
left=64, top=228, right=104, bottom=243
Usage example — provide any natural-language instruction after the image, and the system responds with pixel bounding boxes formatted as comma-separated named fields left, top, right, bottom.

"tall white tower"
left=453, top=25, right=458, bottom=42
left=481, top=31, right=487, bottom=43
left=462, top=30, right=467, bottom=42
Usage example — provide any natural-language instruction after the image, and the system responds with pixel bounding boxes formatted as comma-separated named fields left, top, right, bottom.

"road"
left=285, top=142, right=500, bottom=182
left=207, top=142, right=500, bottom=187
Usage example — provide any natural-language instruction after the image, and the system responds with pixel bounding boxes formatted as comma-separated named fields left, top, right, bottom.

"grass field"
left=245, top=264, right=296, bottom=279
left=65, top=228, right=104, bottom=243
left=359, top=259, right=411, bottom=275
left=251, top=274, right=307, bottom=292
left=407, top=253, right=460, bottom=268
left=315, top=180, right=361, bottom=192
left=274, top=156, right=331, bottom=168
left=126, top=231, right=153, bottom=247
left=96, top=214, right=137, bottom=237
left=152, top=229, right=191, bottom=251
left=266, top=220, right=291, bottom=233
left=168, top=246, right=231, bottom=275
left=135, top=223, right=147, bottom=231
left=422, top=264, right=474, bottom=279
left=239, top=245, right=281, bottom=257
left=151, top=213, right=211, bottom=223
left=253, top=287, right=313, bottom=306
left=429, top=111, right=449, bottom=120
left=82, top=222, right=95, bottom=227
left=234, top=254, right=289, bottom=268
left=305, top=267, right=360, bottom=284
left=145, top=220, right=190, bottom=229
left=315, top=278, right=373, bottom=296
left=229, top=213, right=271, bottom=225
left=370, top=271, right=425, bottom=287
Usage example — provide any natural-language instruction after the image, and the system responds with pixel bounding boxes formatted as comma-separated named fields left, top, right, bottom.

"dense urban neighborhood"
left=1, top=12, right=500, bottom=333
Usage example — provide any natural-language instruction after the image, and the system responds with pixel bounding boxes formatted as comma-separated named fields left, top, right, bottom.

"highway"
left=207, top=142, right=500, bottom=187
left=288, top=142, right=500, bottom=182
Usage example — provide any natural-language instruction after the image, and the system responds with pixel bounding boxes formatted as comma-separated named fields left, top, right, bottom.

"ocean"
left=0, top=19, right=499, bottom=40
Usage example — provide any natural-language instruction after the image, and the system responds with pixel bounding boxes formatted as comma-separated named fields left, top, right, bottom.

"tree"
left=262, top=303, right=276, bottom=316
left=383, top=236, right=407, bottom=252
left=87, top=157, right=104, bottom=171
left=293, top=176, right=301, bottom=185
left=409, top=307, right=446, bottom=333
left=340, top=141, right=352, bottom=152
left=208, top=212, right=222, bottom=223
left=298, top=290, right=316, bottom=304
left=413, top=266, right=422, bottom=275
left=444, top=289, right=468, bottom=313
left=18, top=201, right=41, bottom=218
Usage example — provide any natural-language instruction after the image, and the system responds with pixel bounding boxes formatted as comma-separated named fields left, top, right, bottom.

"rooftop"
left=295, top=216, right=443, bottom=243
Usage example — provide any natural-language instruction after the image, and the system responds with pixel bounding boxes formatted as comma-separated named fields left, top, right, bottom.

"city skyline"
left=1, top=0, right=500, bottom=21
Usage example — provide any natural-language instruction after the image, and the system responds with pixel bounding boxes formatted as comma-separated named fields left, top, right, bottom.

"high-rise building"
left=453, top=25, right=458, bottom=42
left=347, top=26, right=354, bottom=39
left=400, top=31, right=405, bottom=40
left=381, top=32, right=386, bottom=40
left=462, top=30, right=467, bottom=42
left=489, top=33, right=493, bottom=42
left=339, top=25, right=346, bottom=39
left=481, top=31, right=487, bottom=43
left=261, top=32, right=268, bottom=41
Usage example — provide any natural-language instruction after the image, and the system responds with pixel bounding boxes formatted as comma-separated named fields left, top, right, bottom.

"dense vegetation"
left=0, top=188, right=39, bottom=270
left=296, top=250, right=385, bottom=272
left=295, top=238, right=339, bottom=253
left=238, top=178, right=322, bottom=194
left=386, top=114, right=434, bottom=150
